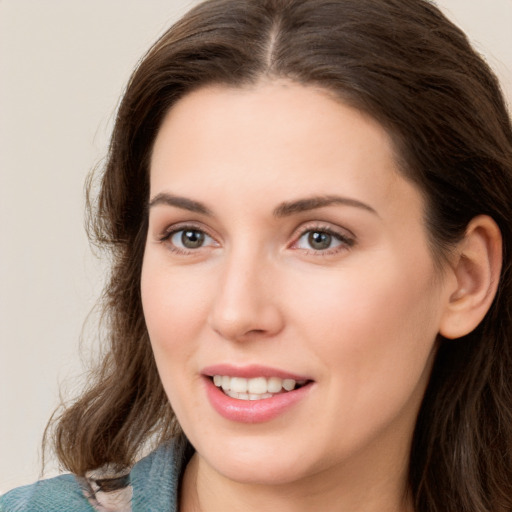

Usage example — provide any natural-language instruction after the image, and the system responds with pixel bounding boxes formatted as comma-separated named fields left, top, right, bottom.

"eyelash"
left=158, top=223, right=355, bottom=256
left=158, top=223, right=217, bottom=255
left=291, top=224, right=355, bottom=256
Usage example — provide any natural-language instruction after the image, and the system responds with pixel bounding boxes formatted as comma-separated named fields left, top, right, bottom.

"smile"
left=202, top=367, right=314, bottom=423
left=212, top=375, right=308, bottom=400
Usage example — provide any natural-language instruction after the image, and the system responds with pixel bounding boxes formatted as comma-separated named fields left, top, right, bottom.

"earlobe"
left=439, top=215, right=502, bottom=340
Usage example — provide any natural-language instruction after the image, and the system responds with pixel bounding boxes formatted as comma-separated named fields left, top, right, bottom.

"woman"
left=1, top=0, right=511, bottom=510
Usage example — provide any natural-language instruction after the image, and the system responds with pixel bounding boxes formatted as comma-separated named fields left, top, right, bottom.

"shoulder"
left=0, top=474, right=93, bottom=512
left=0, top=436, right=192, bottom=512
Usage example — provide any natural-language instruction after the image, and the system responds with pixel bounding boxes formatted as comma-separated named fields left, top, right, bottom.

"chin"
left=213, top=457, right=310, bottom=486
left=193, top=433, right=322, bottom=486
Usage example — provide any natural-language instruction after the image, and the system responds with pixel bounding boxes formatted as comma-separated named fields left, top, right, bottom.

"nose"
left=207, top=248, right=285, bottom=342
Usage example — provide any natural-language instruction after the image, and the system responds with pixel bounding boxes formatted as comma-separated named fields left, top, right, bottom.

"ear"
left=439, top=215, right=502, bottom=340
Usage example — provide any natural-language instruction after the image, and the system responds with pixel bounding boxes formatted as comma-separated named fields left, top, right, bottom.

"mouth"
left=202, top=364, right=314, bottom=422
left=210, top=375, right=310, bottom=401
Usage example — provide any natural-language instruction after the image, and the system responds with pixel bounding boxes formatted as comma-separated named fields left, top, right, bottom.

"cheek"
left=289, top=252, right=442, bottom=405
left=140, top=257, right=212, bottom=371
left=141, top=258, right=215, bottom=425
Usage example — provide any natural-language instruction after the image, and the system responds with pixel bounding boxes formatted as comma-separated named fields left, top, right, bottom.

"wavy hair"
left=47, top=1, right=512, bottom=510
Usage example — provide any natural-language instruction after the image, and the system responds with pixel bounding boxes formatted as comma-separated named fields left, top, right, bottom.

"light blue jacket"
left=0, top=438, right=190, bottom=512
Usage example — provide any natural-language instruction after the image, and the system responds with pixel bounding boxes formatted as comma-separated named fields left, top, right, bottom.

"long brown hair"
left=47, top=1, right=512, bottom=510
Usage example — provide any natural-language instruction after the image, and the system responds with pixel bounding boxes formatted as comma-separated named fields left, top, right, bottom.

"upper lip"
left=202, top=364, right=312, bottom=381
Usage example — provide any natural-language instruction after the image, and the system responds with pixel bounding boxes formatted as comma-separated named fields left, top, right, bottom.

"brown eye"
left=307, top=231, right=332, bottom=250
left=180, top=230, right=205, bottom=248
left=295, top=228, right=352, bottom=253
left=167, top=228, right=214, bottom=250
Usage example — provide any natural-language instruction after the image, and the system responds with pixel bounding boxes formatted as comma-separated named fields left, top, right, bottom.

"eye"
left=163, top=227, right=216, bottom=252
left=294, top=228, right=353, bottom=253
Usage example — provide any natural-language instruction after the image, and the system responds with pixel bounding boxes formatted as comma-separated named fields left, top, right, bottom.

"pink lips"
left=202, top=364, right=310, bottom=381
left=202, top=364, right=313, bottom=424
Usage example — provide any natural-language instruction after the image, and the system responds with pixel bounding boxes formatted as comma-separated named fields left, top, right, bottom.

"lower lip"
left=204, top=377, right=313, bottom=424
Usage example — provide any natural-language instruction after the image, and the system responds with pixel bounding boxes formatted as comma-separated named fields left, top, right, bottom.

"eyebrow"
left=273, top=195, right=378, bottom=217
left=148, top=192, right=378, bottom=218
left=148, top=193, right=212, bottom=215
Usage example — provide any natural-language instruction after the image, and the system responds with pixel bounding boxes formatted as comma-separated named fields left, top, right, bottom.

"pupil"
left=308, top=231, right=331, bottom=250
left=182, top=230, right=204, bottom=248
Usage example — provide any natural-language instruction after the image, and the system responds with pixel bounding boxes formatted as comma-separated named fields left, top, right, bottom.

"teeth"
left=225, top=390, right=274, bottom=400
left=283, top=379, right=296, bottom=391
left=231, top=377, right=248, bottom=393
left=212, top=375, right=304, bottom=398
left=248, top=377, right=267, bottom=394
left=267, top=377, right=282, bottom=393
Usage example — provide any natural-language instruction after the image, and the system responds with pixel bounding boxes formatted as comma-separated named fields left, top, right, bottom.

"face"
left=141, top=81, right=452, bottom=487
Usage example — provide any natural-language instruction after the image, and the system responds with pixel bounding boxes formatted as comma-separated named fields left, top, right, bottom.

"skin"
left=141, top=81, right=461, bottom=512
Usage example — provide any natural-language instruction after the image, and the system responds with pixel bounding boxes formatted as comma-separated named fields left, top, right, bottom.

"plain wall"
left=0, top=0, right=511, bottom=493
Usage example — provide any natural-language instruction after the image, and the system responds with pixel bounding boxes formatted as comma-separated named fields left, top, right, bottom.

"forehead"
left=149, top=81, right=422, bottom=221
